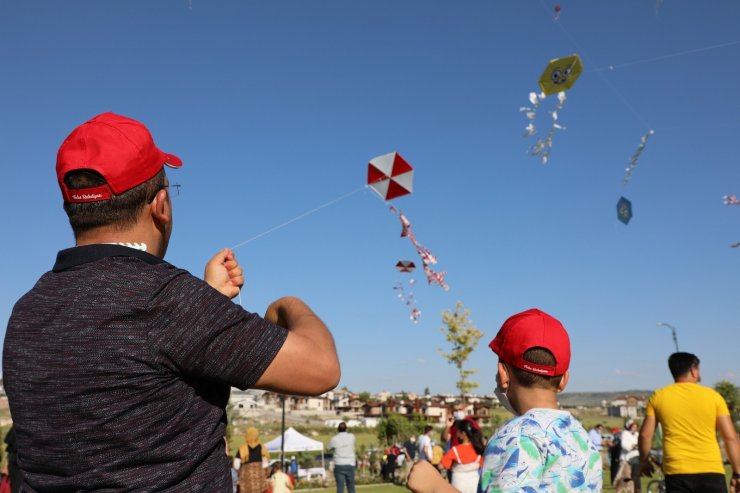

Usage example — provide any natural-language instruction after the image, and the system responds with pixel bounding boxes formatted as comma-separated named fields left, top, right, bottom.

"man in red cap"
left=3, top=112, right=340, bottom=491
left=408, top=308, right=601, bottom=493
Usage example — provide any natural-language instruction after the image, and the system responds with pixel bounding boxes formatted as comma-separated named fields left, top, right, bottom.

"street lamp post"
left=656, top=322, right=679, bottom=353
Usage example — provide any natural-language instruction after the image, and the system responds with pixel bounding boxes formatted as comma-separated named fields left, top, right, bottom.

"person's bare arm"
left=638, top=415, right=657, bottom=476
left=407, top=461, right=458, bottom=493
left=254, top=296, right=340, bottom=395
left=441, top=417, right=453, bottom=443
left=717, top=415, right=740, bottom=492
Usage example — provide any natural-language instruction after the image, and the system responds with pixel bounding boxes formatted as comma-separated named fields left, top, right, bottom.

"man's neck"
left=76, top=226, right=162, bottom=257
left=674, top=376, right=698, bottom=384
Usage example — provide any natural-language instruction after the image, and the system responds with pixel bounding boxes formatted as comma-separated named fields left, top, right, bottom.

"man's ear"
left=557, top=370, right=570, bottom=393
left=149, top=188, right=171, bottom=227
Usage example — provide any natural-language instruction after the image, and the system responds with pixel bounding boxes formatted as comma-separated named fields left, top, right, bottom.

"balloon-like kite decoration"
left=623, top=130, right=655, bottom=185
left=521, top=54, right=583, bottom=164
left=367, top=152, right=414, bottom=200
left=393, top=262, right=421, bottom=323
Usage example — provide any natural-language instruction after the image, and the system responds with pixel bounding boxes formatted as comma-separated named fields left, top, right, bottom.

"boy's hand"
left=407, top=461, right=454, bottom=493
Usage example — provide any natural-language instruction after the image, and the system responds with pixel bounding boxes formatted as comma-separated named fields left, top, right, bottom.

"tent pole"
left=280, top=394, right=286, bottom=468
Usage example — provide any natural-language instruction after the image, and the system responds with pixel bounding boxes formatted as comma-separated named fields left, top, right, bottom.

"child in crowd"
left=440, top=418, right=485, bottom=493
left=408, top=308, right=602, bottom=493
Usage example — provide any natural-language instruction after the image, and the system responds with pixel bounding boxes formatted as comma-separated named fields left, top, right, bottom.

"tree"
left=225, top=401, right=236, bottom=445
left=376, top=414, right=415, bottom=445
left=439, top=302, right=484, bottom=398
left=423, top=387, right=430, bottom=397
left=714, top=380, right=739, bottom=430
left=358, top=391, right=371, bottom=402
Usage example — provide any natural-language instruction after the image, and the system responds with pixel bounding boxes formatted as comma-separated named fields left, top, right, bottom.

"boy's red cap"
left=488, top=308, right=570, bottom=377
left=56, top=112, right=182, bottom=203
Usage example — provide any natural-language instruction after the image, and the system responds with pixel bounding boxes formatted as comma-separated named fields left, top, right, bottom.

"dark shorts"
left=665, top=473, right=727, bottom=493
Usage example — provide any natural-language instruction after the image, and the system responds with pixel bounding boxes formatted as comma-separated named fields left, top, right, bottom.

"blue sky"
left=1, top=1, right=739, bottom=395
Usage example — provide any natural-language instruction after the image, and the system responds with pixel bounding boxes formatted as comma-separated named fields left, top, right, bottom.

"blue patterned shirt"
left=479, top=408, right=602, bottom=493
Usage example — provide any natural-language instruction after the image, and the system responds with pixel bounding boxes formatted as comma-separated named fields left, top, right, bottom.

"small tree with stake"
left=439, top=302, right=484, bottom=399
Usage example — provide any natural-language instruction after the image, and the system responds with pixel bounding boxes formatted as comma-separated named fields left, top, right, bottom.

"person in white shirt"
left=417, top=426, right=433, bottom=462
left=329, top=422, right=356, bottom=493
left=616, top=420, right=641, bottom=493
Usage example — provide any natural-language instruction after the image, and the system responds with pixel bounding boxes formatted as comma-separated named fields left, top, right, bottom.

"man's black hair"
left=668, top=352, right=700, bottom=380
left=63, top=170, right=166, bottom=239
left=423, top=425, right=433, bottom=434
left=338, top=422, right=347, bottom=433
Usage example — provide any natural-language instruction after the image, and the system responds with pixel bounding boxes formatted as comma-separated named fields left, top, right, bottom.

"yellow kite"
left=538, top=54, right=583, bottom=96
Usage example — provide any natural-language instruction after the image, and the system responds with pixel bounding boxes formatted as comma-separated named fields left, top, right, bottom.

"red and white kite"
left=367, top=152, right=413, bottom=200
left=395, top=260, right=416, bottom=273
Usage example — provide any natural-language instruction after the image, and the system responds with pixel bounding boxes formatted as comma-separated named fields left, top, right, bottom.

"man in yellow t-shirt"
left=638, top=352, right=740, bottom=493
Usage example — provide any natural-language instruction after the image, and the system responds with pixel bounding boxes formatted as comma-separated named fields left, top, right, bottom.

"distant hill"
left=558, top=390, right=653, bottom=407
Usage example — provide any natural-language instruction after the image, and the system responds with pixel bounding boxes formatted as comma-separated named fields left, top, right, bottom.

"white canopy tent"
left=265, top=427, right=326, bottom=478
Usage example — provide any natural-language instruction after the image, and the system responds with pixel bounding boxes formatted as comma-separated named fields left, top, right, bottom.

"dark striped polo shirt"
left=3, top=245, right=288, bottom=492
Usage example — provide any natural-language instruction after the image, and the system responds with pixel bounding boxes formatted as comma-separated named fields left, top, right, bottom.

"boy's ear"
left=557, top=370, right=570, bottom=393
left=497, top=362, right=510, bottom=389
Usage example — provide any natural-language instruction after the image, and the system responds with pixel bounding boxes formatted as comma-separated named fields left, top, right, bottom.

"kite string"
left=230, top=185, right=367, bottom=250
left=543, top=2, right=653, bottom=131
left=590, top=40, right=740, bottom=72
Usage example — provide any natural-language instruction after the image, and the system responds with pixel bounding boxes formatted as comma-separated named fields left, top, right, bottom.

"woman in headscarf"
left=236, top=427, right=270, bottom=493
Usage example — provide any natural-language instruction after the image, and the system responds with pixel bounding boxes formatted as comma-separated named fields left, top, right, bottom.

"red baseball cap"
left=488, top=308, right=570, bottom=377
left=56, top=112, right=182, bottom=203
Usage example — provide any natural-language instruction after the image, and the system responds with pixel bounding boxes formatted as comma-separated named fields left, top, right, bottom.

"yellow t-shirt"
left=646, top=382, right=730, bottom=474
left=431, top=445, right=444, bottom=465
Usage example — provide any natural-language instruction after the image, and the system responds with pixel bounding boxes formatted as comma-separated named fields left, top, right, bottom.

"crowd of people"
left=1, top=112, right=738, bottom=492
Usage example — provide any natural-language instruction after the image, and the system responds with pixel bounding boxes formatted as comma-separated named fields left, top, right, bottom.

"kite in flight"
left=723, top=195, right=740, bottom=205
left=521, top=54, right=583, bottom=164
left=366, top=152, right=449, bottom=290
left=553, top=4, right=561, bottom=21
left=617, top=196, right=633, bottom=225
left=396, top=260, right=416, bottom=273
left=368, top=152, right=413, bottom=200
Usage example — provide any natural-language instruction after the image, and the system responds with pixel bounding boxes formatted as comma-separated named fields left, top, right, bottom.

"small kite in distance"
left=553, top=4, right=561, bottom=20
left=617, top=196, right=633, bottom=225
left=723, top=195, right=740, bottom=205
left=367, top=152, right=413, bottom=201
left=396, top=260, right=416, bottom=273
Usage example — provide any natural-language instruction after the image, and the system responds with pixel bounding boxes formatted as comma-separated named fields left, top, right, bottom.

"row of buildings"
left=229, top=388, right=649, bottom=426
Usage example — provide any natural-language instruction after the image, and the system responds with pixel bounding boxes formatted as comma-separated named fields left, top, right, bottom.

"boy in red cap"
left=408, top=308, right=601, bottom=493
